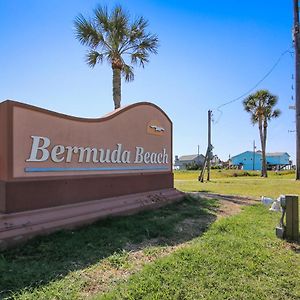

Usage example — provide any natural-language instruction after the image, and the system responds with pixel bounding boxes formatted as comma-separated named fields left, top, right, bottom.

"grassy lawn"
left=0, top=196, right=218, bottom=299
left=1, top=171, right=299, bottom=299
left=175, top=169, right=300, bottom=199
left=97, top=205, right=300, bottom=300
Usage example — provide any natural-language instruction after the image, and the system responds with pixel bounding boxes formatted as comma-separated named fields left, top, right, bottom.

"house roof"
left=178, top=154, right=204, bottom=161
left=231, top=151, right=252, bottom=160
left=266, top=152, right=289, bottom=157
left=231, top=151, right=290, bottom=160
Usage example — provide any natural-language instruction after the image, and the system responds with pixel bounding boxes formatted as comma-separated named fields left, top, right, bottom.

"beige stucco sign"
left=10, top=102, right=172, bottom=178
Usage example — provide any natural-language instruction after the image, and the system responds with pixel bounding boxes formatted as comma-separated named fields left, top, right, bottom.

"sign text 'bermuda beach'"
left=26, top=136, right=169, bottom=165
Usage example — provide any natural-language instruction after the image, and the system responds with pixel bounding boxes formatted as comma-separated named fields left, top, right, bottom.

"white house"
left=174, top=154, right=205, bottom=170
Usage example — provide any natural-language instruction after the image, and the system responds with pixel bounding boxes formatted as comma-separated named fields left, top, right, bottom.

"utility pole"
left=198, top=110, right=213, bottom=182
left=293, top=0, right=300, bottom=180
left=207, top=110, right=212, bottom=181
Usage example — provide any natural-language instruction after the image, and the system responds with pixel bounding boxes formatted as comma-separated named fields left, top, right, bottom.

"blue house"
left=231, top=151, right=291, bottom=171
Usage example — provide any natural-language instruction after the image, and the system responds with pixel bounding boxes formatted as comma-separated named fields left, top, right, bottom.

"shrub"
left=186, top=162, right=201, bottom=170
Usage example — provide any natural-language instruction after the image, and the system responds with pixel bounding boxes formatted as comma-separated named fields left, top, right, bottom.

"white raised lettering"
left=65, top=146, right=79, bottom=163
left=78, top=147, right=98, bottom=163
left=144, top=152, right=150, bottom=164
left=134, top=147, right=144, bottom=163
left=163, top=148, right=168, bottom=163
left=150, top=152, right=157, bottom=164
left=26, top=136, right=50, bottom=162
left=111, top=144, right=122, bottom=163
left=99, top=149, right=111, bottom=163
left=26, top=137, right=160, bottom=166
left=157, top=153, right=163, bottom=163
left=121, top=150, right=131, bottom=163
left=51, top=145, right=65, bottom=162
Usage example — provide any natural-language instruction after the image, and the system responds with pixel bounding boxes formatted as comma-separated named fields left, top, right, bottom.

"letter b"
left=26, top=136, right=50, bottom=162
left=134, top=146, right=144, bottom=163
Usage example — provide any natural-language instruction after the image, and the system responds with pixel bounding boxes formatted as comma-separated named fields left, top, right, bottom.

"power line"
left=213, top=47, right=294, bottom=124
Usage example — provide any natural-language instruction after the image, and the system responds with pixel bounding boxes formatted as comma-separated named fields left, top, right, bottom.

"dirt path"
left=196, top=192, right=259, bottom=219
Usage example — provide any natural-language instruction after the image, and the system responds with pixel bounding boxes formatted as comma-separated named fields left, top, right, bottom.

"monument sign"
left=0, top=100, right=182, bottom=248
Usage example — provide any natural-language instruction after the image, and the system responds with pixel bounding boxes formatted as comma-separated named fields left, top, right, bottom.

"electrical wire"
left=213, top=47, right=294, bottom=124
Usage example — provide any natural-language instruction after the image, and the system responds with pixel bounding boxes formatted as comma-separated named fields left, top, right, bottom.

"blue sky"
left=0, top=0, right=295, bottom=162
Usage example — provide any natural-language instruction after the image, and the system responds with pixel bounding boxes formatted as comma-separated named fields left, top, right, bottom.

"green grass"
left=1, top=171, right=299, bottom=299
left=175, top=170, right=300, bottom=199
left=96, top=205, right=300, bottom=300
left=0, top=196, right=218, bottom=299
left=176, top=169, right=295, bottom=179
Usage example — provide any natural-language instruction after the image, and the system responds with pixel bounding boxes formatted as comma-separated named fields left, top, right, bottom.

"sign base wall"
left=0, top=172, right=173, bottom=213
left=0, top=188, right=184, bottom=250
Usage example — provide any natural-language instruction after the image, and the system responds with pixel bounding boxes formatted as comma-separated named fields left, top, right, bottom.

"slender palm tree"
left=243, top=90, right=281, bottom=177
left=74, top=5, right=159, bottom=109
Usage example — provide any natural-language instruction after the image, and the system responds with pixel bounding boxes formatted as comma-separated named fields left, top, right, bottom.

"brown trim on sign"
left=1, top=99, right=172, bottom=124
left=7, top=170, right=172, bottom=182
left=0, top=102, right=10, bottom=181
left=7, top=102, right=13, bottom=180
left=0, top=181, right=6, bottom=212
left=171, top=121, right=173, bottom=173
left=3, top=173, right=174, bottom=213
left=0, top=102, right=14, bottom=181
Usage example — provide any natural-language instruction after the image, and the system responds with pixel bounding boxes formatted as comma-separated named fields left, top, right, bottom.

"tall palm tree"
left=243, top=90, right=281, bottom=177
left=74, top=5, right=159, bottom=109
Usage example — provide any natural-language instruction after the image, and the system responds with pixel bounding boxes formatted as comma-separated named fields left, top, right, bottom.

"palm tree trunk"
left=258, top=119, right=266, bottom=177
left=112, top=67, right=121, bottom=109
left=262, top=122, right=268, bottom=177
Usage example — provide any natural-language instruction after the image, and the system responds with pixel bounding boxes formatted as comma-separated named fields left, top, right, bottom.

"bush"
left=185, top=162, right=201, bottom=170
left=211, top=166, right=222, bottom=169
left=231, top=171, right=259, bottom=177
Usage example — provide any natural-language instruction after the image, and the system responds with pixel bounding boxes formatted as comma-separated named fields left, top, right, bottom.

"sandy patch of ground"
left=196, top=192, right=258, bottom=219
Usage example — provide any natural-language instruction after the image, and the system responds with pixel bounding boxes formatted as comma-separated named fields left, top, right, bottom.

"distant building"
left=211, top=154, right=222, bottom=167
left=174, top=154, right=205, bottom=170
left=231, top=151, right=291, bottom=171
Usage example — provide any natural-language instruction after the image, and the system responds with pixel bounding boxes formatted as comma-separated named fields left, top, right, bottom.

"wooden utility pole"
left=293, top=0, right=300, bottom=180
left=198, top=110, right=213, bottom=182
left=207, top=110, right=212, bottom=181
left=198, top=148, right=208, bottom=182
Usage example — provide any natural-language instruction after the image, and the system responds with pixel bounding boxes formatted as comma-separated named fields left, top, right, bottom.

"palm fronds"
left=74, top=5, right=158, bottom=72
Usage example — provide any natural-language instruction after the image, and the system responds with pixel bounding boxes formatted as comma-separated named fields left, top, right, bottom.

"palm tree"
left=243, top=90, right=281, bottom=177
left=74, top=5, right=159, bottom=109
